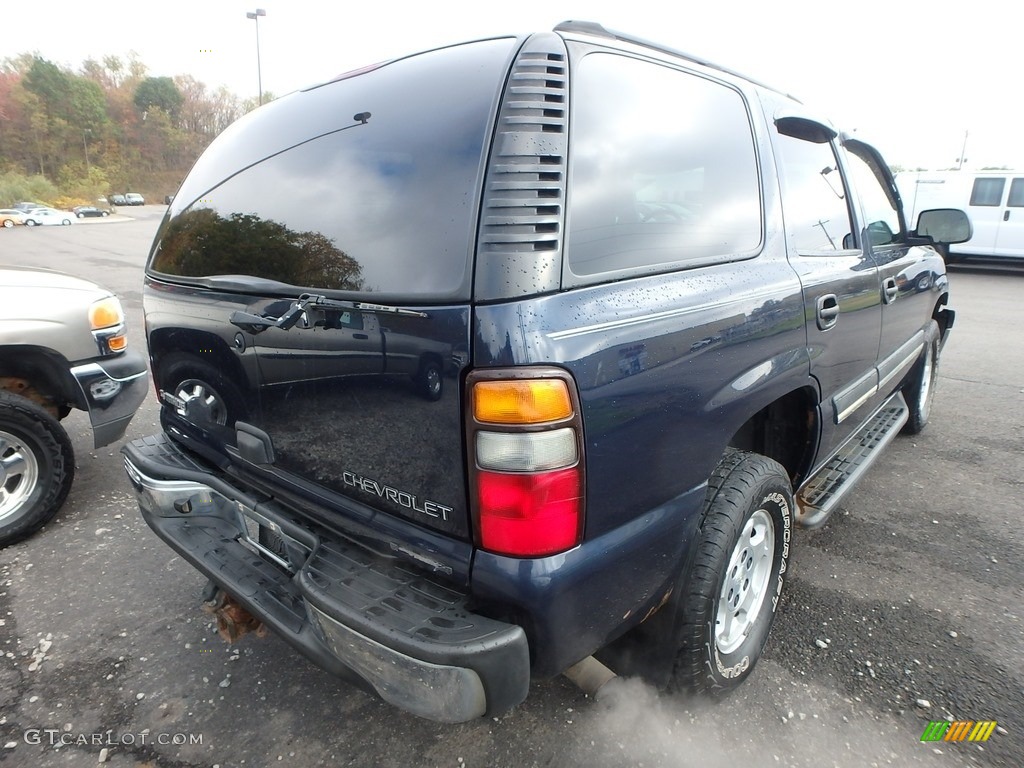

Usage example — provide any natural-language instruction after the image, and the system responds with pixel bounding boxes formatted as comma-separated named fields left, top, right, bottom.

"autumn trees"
left=0, top=53, right=255, bottom=206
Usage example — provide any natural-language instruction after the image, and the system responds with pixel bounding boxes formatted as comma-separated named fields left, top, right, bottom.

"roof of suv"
left=553, top=20, right=799, bottom=101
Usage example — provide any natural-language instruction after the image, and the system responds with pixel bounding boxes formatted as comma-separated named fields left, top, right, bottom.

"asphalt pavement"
left=0, top=214, right=1020, bottom=768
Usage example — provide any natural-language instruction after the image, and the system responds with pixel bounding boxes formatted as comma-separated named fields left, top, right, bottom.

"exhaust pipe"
left=563, top=656, right=618, bottom=699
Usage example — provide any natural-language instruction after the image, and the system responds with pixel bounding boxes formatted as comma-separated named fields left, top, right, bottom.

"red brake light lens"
left=477, top=468, right=582, bottom=557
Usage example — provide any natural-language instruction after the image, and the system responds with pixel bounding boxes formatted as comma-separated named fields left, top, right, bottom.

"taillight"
left=467, top=369, right=584, bottom=557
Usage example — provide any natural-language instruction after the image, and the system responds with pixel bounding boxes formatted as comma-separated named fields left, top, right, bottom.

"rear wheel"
left=2, top=219, right=13, bottom=228
left=0, top=391, right=75, bottom=547
left=159, top=353, right=246, bottom=427
left=669, top=450, right=792, bottom=694
left=414, top=358, right=443, bottom=401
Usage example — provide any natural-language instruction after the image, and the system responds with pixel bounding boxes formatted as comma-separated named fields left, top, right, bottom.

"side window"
left=969, top=178, right=1006, bottom=206
left=1007, top=178, right=1024, bottom=207
left=566, top=54, right=761, bottom=279
left=844, top=148, right=902, bottom=247
left=774, top=132, right=854, bottom=253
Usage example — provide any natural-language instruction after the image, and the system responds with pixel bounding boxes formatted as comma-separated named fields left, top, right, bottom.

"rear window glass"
left=969, top=178, right=1005, bottom=207
left=566, top=53, right=761, bottom=279
left=150, top=39, right=514, bottom=301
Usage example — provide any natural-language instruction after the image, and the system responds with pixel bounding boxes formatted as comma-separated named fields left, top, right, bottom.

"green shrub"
left=57, top=163, right=109, bottom=204
left=0, top=171, right=60, bottom=207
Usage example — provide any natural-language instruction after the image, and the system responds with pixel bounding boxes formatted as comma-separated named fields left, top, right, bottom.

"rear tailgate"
left=247, top=299, right=471, bottom=539
left=144, top=37, right=520, bottom=546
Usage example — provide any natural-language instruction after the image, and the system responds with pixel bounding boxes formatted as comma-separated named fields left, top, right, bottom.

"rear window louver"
left=476, top=36, right=568, bottom=300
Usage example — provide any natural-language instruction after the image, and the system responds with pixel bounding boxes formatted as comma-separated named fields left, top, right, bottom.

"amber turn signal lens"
left=107, top=335, right=128, bottom=352
left=474, top=380, right=573, bottom=425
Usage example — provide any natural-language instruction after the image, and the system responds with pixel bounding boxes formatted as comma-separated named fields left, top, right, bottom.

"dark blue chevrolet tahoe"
left=122, top=22, right=970, bottom=721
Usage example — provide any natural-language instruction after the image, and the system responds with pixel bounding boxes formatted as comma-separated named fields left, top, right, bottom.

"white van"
left=897, top=171, right=1024, bottom=260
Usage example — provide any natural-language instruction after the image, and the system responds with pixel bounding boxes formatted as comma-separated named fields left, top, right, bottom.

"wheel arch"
left=933, top=292, right=954, bottom=351
left=418, top=350, right=445, bottom=373
left=148, top=327, right=250, bottom=393
left=0, top=346, right=87, bottom=415
left=726, top=385, right=819, bottom=488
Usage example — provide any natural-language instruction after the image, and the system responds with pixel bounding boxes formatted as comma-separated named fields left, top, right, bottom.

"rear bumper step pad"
left=122, top=434, right=529, bottom=722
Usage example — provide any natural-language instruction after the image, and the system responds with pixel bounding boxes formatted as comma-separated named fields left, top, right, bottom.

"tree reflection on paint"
left=154, top=208, right=364, bottom=291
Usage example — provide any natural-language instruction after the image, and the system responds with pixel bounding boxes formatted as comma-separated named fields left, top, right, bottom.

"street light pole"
left=246, top=8, right=267, bottom=105
left=955, top=130, right=969, bottom=171
left=82, top=129, right=91, bottom=173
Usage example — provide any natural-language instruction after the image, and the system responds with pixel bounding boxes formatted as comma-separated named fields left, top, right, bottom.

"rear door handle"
left=1005, top=210, right=1011, bottom=222
left=883, top=277, right=898, bottom=304
left=816, top=294, right=839, bottom=330
left=353, top=333, right=369, bottom=340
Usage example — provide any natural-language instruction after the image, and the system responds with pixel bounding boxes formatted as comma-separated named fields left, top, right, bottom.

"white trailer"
left=896, top=170, right=1024, bottom=260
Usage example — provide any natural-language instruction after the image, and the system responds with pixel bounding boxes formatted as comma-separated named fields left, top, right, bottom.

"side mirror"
left=866, top=220, right=894, bottom=246
left=915, top=208, right=972, bottom=245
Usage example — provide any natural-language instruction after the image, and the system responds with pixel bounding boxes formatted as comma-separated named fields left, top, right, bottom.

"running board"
left=796, top=391, right=909, bottom=528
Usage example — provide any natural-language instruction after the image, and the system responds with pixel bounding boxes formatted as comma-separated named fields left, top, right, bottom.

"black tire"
left=25, top=220, right=37, bottom=227
left=414, top=358, right=443, bottom=402
left=158, top=353, right=246, bottom=427
left=901, top=320, right=940, bottom=435
left=101, top=211, right=109, bottom=217
left=0, top=391, right=75, bottom=547
left=669, top=449, right=792, bottom=695
left=61, top=219, right=71, bottom=226
left=2, top=219, right=13, bottom=228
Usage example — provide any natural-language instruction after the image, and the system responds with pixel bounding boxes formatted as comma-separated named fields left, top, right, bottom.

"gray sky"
left=3, top=0, right=1020, bottom=171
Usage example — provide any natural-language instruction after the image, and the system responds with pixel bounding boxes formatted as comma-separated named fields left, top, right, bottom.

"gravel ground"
left=0, top=219, right=1020, bottom=767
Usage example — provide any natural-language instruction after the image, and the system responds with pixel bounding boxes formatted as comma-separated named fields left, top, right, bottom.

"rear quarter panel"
left=473, top=256, right=808, bottom=541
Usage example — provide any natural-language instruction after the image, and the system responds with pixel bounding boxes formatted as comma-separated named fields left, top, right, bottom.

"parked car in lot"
left=0, top=267, right=149, bottom=546
left=22, top=208, right=73, bottom=227
left=73, top=205, right=110, bottom=218
left=0, top=209, right=29, bottom=227
left=124, top=193, right=145, bottom=206
left=123, top=21, right=970, bottom=722
left=110, top=194, right=127, bottom=206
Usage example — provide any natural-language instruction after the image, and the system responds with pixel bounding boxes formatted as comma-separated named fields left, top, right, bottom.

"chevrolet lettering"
left=341, top=472, right=453, bottom=521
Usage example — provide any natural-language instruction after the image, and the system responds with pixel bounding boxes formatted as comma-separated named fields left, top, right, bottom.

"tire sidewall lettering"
left=710, top=478, right=791, bottom=685
left=714, top=645, right=750, bottom=679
